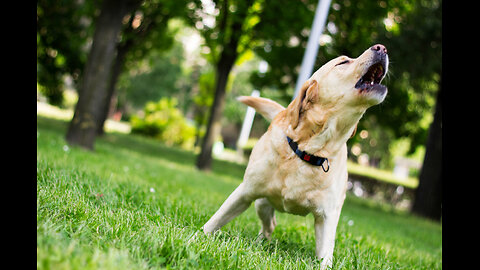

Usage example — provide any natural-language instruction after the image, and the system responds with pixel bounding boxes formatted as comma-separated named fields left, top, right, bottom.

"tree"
left=66, top=0, right=141, bottom=149
left=184, top=0, right=258, bottom=170
left=95, top=0, right=187, bottom=136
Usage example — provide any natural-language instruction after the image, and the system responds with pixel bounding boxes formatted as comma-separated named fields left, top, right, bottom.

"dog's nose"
left=371, top=44, right=387, bottom=54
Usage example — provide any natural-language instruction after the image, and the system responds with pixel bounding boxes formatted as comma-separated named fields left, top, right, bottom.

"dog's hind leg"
left=202, top=183, right=253, bottom=234
left=255, top=198, right=276, bottom=240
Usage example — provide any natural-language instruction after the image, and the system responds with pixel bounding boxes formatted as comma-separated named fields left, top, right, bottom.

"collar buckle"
left=321, top=158, right=330, bottom=172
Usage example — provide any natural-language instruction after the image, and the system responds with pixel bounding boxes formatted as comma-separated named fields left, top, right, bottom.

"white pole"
left=293, top=0, right=332, bottom=99
left=237, top=90, right=260, bottom=152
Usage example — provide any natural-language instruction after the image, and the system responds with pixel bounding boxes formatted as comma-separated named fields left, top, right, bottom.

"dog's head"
left=286, top=44, right=388, bottom=140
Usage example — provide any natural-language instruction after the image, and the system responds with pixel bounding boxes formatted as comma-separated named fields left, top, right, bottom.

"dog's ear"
left=287, top=80, right=319, bottom=129
left=349, top=124, right=357, bottom=139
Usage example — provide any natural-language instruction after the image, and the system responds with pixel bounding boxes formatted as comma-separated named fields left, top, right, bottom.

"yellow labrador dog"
left=202, top=44, right=389, bottom=269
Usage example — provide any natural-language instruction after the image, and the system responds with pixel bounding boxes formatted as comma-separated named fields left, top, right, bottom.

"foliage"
left=116, top=0, right=190, bottom=92
left=184, top=0, right=261, bottom=66
left=118, top=42, right=189, bottom=112
left=119, top=0, right=186, bottom=65
left=37, top=116, right=442, bottom=269
left=192, top=69, right=216, bottom=127
left=190, top=59, right=255, bottom=132
left=130, top=98, right=196, bottom=149
left=249, top=0, right=319, bottom=104
left=223, top=60, right=260, bottom=126
left=36, top=0, right=96, bottom=105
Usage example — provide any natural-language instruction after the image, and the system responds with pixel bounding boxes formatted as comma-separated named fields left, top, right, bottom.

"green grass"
left=37, top=116, right=442, bottom=269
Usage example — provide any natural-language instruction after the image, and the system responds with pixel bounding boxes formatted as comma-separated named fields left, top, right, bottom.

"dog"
left=202, top=44, right=389, bottom=269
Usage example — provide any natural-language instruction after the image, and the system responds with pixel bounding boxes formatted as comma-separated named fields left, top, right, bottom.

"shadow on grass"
left=210, top=228, right=318, bottom=264
left=37, top=116, right=247, bottom=181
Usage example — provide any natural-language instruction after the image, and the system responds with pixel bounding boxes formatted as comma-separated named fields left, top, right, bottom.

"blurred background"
left=37, top=0, right=441, bottom=220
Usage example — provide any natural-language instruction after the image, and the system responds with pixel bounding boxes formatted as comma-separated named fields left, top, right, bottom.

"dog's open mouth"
left=355, top=61, right=387, bottom=93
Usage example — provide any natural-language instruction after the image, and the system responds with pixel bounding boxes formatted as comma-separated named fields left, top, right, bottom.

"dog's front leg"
left=203, top=183, right=253, bottom=234
left=314, top=210, right=341, bottom=270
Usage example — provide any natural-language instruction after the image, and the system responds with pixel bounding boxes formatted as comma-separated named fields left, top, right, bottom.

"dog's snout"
left=371, top=44, right=387, bottom=54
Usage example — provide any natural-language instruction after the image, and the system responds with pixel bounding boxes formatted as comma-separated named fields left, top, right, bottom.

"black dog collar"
left=286, top=136, right=330, bottom=172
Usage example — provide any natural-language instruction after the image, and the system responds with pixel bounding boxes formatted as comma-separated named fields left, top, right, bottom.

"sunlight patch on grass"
left=347, top=160, right=418, bottom=188
left=37, top=101, right=131, bottom=134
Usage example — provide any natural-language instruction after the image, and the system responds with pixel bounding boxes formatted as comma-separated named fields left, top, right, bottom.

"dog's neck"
left=294, top=109, right=365, bottom=158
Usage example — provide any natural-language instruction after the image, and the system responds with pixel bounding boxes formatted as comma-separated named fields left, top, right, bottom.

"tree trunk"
left=66, top=0, right=133, bottom=149
left=411, top=78, right=442, bottom=221
left=96, top=5, right=152, bottom=136
left=95, top=43, right=130, bottom=136
left=195, top=53, right=236, bottom=170
left=194, top=0, right=255, bottom=170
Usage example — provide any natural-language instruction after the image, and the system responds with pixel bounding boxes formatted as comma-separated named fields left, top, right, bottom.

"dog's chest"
left=266, top=167, right=334, bottom=216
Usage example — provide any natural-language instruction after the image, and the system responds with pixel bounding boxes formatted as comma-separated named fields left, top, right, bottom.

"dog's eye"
left=335, top=60, right=350, bottom=66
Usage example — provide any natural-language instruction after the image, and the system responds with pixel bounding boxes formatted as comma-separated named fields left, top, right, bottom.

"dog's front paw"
left=201, top=225, right=211, bottom=235
left=319, top=255, right=333, bottom=270
left=202, top=223, right=219, bottom=235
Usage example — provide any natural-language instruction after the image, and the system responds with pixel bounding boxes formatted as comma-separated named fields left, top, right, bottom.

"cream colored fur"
left=202, top=45, right=388, bottom=269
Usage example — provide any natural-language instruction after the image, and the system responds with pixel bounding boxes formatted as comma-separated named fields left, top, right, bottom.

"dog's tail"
left=237, top=96, right=285, bottom=122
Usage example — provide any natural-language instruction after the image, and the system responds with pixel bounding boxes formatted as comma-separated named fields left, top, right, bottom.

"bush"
left=130, top=98, right=196, bottom=150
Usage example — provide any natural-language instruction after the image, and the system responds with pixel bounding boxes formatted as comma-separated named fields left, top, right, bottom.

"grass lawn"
left=37, top=116, right=442, bottom=269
